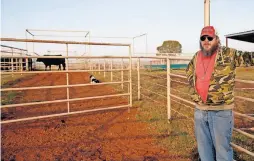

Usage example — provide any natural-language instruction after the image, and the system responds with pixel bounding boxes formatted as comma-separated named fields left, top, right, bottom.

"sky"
left=1, top=0, right=254, bottom=56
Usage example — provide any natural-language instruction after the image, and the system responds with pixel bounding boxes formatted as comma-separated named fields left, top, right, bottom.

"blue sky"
left=1, top=0, right=254, bottom=56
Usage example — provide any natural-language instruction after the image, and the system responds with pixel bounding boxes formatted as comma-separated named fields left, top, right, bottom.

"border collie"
left=90, top=75, right=100, bottom=83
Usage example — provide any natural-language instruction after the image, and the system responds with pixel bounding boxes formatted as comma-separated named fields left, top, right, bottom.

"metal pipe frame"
left=25, top=29, right=90, bottom=57
left=129, top=45, right=132, bottom=112
left=204, top=0, right=210, bottom=26
left=168, top=73, right=254, bottom=87
left=47, top=50, right=77, bottom=53
left=1, top=93, right=130, bottom=109
left=1, top=54, right=193, bottom=61
left=104, top=59, right=106, bottom=77
left=0, top=62, right=23, bottom=65
left=1, top=50, right=27, bottom=54
left=89, top=36, right=133, bottom=39
left=1, top=38, right=130, bottom=47
left=1, top=104, right=130, bottom=124
left=167, top=58, right=171, bottom=120
left=1, top=37, right=132, bottom=126
left=1, top=55, right=132, bottom=59
left=1, top=45, right=27, bottom=51
left=121, top=59, right=124, bottom=89
left=132, top=33, right=147, bottom=56
left=0, top=69, right=130, bottom=75
left=11, top=48, right=13, bottom=74
left=66, top=44, right=70, bottom=112
left=137, top=58, right=140, bottom=100
left=111, top=59, right=113, bottom=81
left=27, top=29, right=90, bottom=33
left=34, top=35, right=88, bottom=37
left=99, top=60, right=101, bottom=74
left=230, top=143, right=254, bottom=157
left=25, top=29, right=34, bottom=36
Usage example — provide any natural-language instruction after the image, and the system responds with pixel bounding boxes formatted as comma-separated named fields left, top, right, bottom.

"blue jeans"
left=194, top=108, right=234, bottom=161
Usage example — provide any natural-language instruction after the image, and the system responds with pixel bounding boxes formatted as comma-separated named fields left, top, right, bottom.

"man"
left=186, top=26, right=241, bottom=161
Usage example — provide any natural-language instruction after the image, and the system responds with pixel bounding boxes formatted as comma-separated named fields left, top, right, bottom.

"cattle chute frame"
left=0, top=38, right=133, bottom=124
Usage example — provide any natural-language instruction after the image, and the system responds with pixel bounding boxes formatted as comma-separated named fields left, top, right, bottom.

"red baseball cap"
left=200, top=26, right=216, bottom=37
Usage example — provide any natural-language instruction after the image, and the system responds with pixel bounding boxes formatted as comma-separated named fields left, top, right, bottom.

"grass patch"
left=236, top=67, right=254, bottom=80
left=93, top=67, right=254, bottom=160
left=232, top=131, right=254, bottom=161
left=1, top=91, right=17, bottom=105
left=1, top=74, right=35, bottom=87
left=1, top=73, right=36, bottom=119
left=91, top=70, right=198, bottom=159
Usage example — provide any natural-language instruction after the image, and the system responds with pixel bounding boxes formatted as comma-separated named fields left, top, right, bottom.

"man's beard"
left=200, top=42, right=219, bottom=56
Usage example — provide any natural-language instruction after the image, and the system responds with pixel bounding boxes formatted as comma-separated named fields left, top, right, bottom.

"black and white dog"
left=90, top=75, right=100, bottom=84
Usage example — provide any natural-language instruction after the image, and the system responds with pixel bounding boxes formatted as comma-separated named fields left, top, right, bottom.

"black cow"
left=37, top=55, right=66, bottom=71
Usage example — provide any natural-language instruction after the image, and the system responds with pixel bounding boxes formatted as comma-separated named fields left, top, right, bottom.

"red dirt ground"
left=1, top=72, right=189, bottom=161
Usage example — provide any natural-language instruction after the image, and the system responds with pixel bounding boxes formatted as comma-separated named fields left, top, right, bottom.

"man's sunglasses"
left=200, top=36, right=214, bottom=41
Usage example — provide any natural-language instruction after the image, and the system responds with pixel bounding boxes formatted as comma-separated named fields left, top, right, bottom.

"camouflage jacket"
left=186, top=46, right=239, bottom=109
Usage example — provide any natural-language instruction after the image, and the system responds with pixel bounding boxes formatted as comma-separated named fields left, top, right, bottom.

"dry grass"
left=1, top=73, right=35, bottom=86
left=1, top=74, right=36, bottom=107
left=236, top=67, right=254, bottom=81
left=92, top=66, right=254, bottom=161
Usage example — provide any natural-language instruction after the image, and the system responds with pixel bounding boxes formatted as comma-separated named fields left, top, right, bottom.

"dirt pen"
left=1, top=37, right=254, bottom=161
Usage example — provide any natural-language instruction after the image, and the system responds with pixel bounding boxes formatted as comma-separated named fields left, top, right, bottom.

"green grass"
left=1, top=74, right=35, bottom=87
left=1, top=74, right=36, bottom=117
left=1, top=91, right=18, bottom=105
left=2, top=74, right=24, bottom=86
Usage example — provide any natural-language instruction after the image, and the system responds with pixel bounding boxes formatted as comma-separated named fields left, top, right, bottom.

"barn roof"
left=225, top=30, right=254, bottom=43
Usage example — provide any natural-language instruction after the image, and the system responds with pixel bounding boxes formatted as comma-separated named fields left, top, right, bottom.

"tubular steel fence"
left=1, top=37, right=253, bottom=158
left=1, top=38, right=132, bottom=125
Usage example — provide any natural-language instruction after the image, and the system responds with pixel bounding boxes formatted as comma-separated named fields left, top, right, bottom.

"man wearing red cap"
left=186, top=26, right=240, bottom=161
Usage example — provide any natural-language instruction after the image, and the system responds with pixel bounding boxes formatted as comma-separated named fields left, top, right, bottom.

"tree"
left=156, top=40, right=182, bottom=55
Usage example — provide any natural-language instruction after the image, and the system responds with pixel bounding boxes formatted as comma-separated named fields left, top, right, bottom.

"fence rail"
left=1, top=104, right=130, bottom=124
